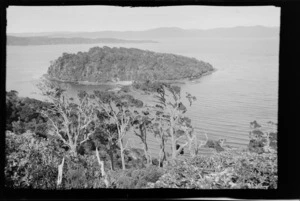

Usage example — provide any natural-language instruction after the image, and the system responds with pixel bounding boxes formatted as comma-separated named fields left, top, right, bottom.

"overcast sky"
left=7, top=6, right=280, bottom=33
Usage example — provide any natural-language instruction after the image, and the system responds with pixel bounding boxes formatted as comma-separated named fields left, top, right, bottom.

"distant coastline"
left=8, top=26, right=279, bottom=39
left=7, top=36, right=158, bottom=46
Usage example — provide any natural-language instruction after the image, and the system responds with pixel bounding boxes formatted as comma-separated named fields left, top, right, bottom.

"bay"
left=6, top=37, right=279, bottom=148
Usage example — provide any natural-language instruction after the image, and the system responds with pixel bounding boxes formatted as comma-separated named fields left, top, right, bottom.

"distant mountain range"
left=8, top=26, right=279, bottom=40
left=7, top=36, right=158, bottom=46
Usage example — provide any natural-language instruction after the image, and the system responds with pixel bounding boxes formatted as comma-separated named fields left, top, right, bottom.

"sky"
left=7, top=6, right=280, bottom=33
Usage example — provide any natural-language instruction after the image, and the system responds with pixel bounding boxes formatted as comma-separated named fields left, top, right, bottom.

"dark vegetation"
left=7, top=36, right=157, bottom=46
left=6, top=90, right=50, bottom=136
left=46, top=46, right=214, bottom=83
left=5, top=80, right=277, bottom=189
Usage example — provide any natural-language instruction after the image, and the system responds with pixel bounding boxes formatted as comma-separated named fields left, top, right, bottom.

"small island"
left=46, top=46, right=214, bottom=84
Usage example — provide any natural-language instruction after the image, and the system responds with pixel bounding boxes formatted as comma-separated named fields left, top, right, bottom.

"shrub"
left=148, top=147, right=277, bottom=189
left=5, top=132, right=63, bottom=189
left=248, top=121, right=277, bottom=154
left=11, top=120, right=27, bottom=135
left=108, top=165, right=164, bottom=189
left=61, top=154, right=108, bottom=189
left=63, top=163, right=89, bottom=189
left=6, top=91, right=49, bottom=132
left=204, top=140, right=225, bottom=152
left=124, top=148, right=148, bottom=169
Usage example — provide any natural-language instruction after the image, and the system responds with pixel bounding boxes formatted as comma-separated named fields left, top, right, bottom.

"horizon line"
left=7, top=25, right=280, bottom=35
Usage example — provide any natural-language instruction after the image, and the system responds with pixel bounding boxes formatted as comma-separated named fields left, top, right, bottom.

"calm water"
left=6, top=37, right=279, bottom=148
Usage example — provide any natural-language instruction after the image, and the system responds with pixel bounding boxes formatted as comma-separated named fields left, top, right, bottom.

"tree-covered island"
left=46, top=46, right=214, bottom=83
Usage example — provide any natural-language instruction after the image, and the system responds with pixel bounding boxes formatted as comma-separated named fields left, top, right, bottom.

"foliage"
left=5, top=88, right=277, bottom=190
left=5, top=131, right=64, bottom=189
left=6, top=90, right=49, bottom=133
left=131, top=107, right=154, bottom=165
left=248, top=121, right=277, bottom=154
left=132, top=80, right=166, bottom=93
left=93, top=90, right=144, bottom=170
left=38, top=80, right=99, bottom=154
left=148, top=148, right=277, bottom=189
left=61, top=154, right=107, bottom=189
left=6, top=90, right=20, bottom=130
left=87, top=123, right=120, bottom=170
left=204, top=139, right=226, bottom=152
left=47, top=46, right=214, bottom=83
left=123, top=148, right=148, bottom=169
left=12, top=120, right=27, bottom=135
left=108, top=165, right=164, bottom=189
left=151, top=83, right=197, bottom=161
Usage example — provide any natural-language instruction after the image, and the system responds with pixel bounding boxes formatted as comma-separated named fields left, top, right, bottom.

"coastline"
left=157, top=68, right=217, bottom=85
left=43, top=74, right=133, bottom=86
left=43, top=68, right=216, bottom=87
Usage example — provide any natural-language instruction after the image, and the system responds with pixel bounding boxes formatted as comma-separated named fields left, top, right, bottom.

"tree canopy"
left=47, top=46, right=214, bottom=83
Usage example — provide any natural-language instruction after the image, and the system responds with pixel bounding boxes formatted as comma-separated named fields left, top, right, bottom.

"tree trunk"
left=162, top=138, right=167, bottom=164
left=170, top=120, right=177, bottom=160
left=119, top=138, right=126, bottom=170
left=159, top=136, right=167, bottom=167
left=57, top=157, right=65, bottom=186
left=96, top=147, right=105, bottom=177
left=69, top=143, right=77, bottom=156
left=109, top=150, right=114, bottom=171
left=143, top=145, right=151, bottom=165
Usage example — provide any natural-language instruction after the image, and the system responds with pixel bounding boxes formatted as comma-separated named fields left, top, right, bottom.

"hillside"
left=7, top=36, right=157, bottom=46
left=47, top=46, right=214, bottom=83
left=9, top=26, right=279, bottom=39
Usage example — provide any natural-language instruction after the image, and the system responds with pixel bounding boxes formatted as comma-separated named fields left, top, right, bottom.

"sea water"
left=6, top=37, right=279, bottom=148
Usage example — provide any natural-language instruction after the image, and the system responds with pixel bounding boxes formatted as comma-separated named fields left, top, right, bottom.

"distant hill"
left=47, top=46, right=214, bottom=83
left=6, top=36, right=158, bottom=46
left=9, top=26, right=279, bottom=40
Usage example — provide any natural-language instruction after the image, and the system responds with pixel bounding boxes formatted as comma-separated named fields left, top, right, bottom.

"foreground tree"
left=152, top=84, right=196, bottom=160
left=151, top=114, right=170, bottom=167
left=178, top=117, right=208, bottom=158
left=94, top=91, right=143, bottom=170
left=91, top=123, right=119, bottom=171
left=132, top=108, right=154, bottom=166
left=38, top=80, right=98, bottom=155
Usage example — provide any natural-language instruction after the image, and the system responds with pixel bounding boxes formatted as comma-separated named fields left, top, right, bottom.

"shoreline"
left=43, top=74, right=132, bottom=86
left=156, top=68, right=217, bottom=85
left=44, top=68, right=216, bottom=87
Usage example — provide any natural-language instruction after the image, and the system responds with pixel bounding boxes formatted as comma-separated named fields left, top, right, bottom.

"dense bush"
left=5, top=131, right=63, bottom=189
left=5, top=89, right=277, bottom=190
left=248, top=121, right=277, bottom=154
left=204, top=140, right=225, bottom=152
left=108, top=165, right=164, bottom=189
left=5, top=129, right=277, bottom=189
left=132, top=80, right=166, bottom=93
left=61, top=154, right=107, bottom=189
left=147, top=121, right=278, bottom=189
left=6, top=91, right=49, bottom=134
left=147, top=147, right=277, bottom=189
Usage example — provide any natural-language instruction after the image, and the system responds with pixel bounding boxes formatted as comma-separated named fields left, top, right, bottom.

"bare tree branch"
left=175, top=142, right=188, bottom=156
